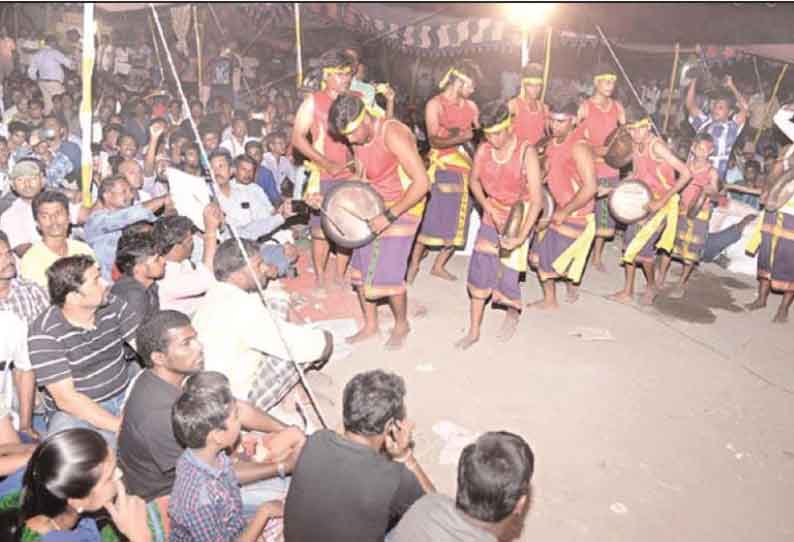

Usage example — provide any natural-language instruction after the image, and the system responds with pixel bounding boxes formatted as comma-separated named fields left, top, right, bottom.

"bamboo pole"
left=540, top=26, right=552, bottom=102
left=409, top=56, right=421, bottom=107
left=294, top=3, right=303, bottom=89
left=80, top=3, right=95, bottom=207
left=521, top=27, right=529, bottom=68
left=663, top=43, right=680, bottom=135
left=193, top=5, right=202, bottom=102
left=149, top=13, right=165, bottom=86
left=754, top=63, right=788, bottom=147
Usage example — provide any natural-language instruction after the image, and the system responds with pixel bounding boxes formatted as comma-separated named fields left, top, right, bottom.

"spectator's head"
left=131, top=99, right=147, bottom=118
left=152, top=215, right=196, bottom=262
left=709, top=89, right=735, bottom=122
left=189, top=99, right=204, bottom=120
left=691, top=133, right=715, bottom=160
left=102, top=123, right=123, bottom=148
left=41, top=116, right=65, bottom=144
left=744, top=159, right=761, bottom=183
left=209, top=150, right=233, bottom=186
left=231, top=117, right=247, bottom=140
left=182, top=370, right=230, bottom=397
left=456, top=432, right=534, bottom=538
left=32, top=190, right=70, bottom=241
left=117, top=159, right=144, bottom=191
left=520, top=63, right=544, bottom=101
left=168, top=99, right=181, bottom=118
left=245, top=140, right=263, bottom=164
left=182, top=142, right=201, bottom=169
left=439, top=59, right=481, bottom=98
left=47, top=255, right=107, bottom=309
left=625, top=103, right=653, bottom=144
left=8, top=121, right=30, bottom=147
left=12, top=429, right=118, bottom=528
left=480, top=101, right=514, bottom=149
left=136, top=310, right=204, bottom=374
left=200, top=125, right=220, bottom=154
left=548, top=99, right=578, bottom=138
left=0, top=136, right=8, bottom=167
left=265, top=132, right=287, bottom=157
left=342, top=370, right=407, bottom=443
left=43, top=34, right=58, bottom=47
left=213, top=238, right=277, bottom=289
left=61, top=93, right=75, bottom=112
left=234, top=155, right=257, bottom=185
left=171, top=382, right=240, bottom=450
left=169, top=130, right=190, bottom=162
left=16, top=96, right=29, bottom=115
left=29, top=99, right=44, bottom=120
left=115, top=230, right=166, bottom=282
left=98, top=175, right=133, bottom=210
left=10, top=159, right=44, bottom=201
left=0, top=230, right=16, bottom=281
left=118, top=134, right=139, bottom=160
left=318, top=48, right=355, bottom=94
left=592, top=63, right=617, bottom=98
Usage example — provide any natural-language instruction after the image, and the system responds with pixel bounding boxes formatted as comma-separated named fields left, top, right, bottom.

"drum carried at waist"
left=321, top=180, right=386, bottom=249
left=603, top=126, right=634, bottom=169
left=609, top=179, right=652, bottom=224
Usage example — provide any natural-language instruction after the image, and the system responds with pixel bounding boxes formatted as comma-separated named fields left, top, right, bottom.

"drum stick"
left=318, top=208, right=348, bottom=238
left=338, top=205, right=370, bottom=223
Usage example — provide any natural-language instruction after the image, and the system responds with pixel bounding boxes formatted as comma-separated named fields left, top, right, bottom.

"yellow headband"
left=323, top=65, right=353, bottom=78
left=340, top=106, right=368, bottom=136
left=439, top=68, right=472, bottom=89
left=594, top=73, right=617, bottom=83
left=522, top=77, right=543, bottom=86
left=482, top=116, right=513, bottom=134
left=626, top=117, right=652, bottom=129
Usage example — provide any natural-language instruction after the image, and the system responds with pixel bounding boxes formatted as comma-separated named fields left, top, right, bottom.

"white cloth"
left=215, top=180, right=284, bottom=240
left=27, top=46, right=73, bottom=82
left=0, top=311, right=32, bottom=420
left=220, top=136, right=246, bottom=158
left=0, top=198, right=40, bottom=249
left=159, top=258, right=215, bottom=316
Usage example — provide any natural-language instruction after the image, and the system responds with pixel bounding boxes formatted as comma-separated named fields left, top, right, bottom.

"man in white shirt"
left=27, top=35, right=74, bottom=115
left=220, top=116, right=248, bottom=158
left=0, top=160, right=45, bottom=257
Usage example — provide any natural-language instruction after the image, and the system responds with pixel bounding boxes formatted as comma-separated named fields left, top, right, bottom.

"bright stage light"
left=506, top=3, right=556, bottom=27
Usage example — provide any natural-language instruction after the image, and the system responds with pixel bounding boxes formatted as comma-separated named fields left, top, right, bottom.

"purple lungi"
left=416, top=169, right=470, bottom=248
left=350, top=213, right=420, bottom=300
left=673, top=209, right=711, bottom=264
left=467, top=223, right=522, bottom=310
left=310, top=179, right=340, bottom=240
left=530, top=219, right=588, bottom=282
left=758, top=211, right=794, bottom=292
left=622, top=216, right=667, bottom=265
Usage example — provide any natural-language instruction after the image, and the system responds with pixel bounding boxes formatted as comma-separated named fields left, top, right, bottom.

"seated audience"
left=110, top=230, right=165, bottom=327
left=0, top=159, right=45, bottom=257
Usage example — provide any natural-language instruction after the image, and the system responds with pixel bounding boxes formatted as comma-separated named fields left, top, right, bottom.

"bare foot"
left=411, top=303, right=429, bottom=319
left=772, top=310, right=789, bottom=324
left=346, top=327, right=379, bottom=344
left=745, top=298, right=767, bottom=311
left=406, top=264, right=420, bottom=285
left=527, top=298, right=560, bottom=310
left=313, top=284, right=328, bottom=299
left=496, top=314, right=520, bottom=342
left=607, top=291, right=634, bottom=304
left=668, top=285, right=686, bottom=299
left=454, top=334, right=480, bottom=350
left=639, top=289, right=658, bottom=306
left=592, top=260, right=607, bottom=273
left=430, top=267, right=458, bottom=281
left=385, top=324, right=410, bottom=350
left=564, top=286, right=580, bottom=304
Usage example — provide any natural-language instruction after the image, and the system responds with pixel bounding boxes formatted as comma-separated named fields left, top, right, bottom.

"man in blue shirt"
left=42, top=115, right=80, bottom=174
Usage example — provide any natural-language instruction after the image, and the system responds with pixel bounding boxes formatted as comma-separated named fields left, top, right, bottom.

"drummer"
left=407, top=60, right=481, bottom=284
left=455, top=102, right=543, bottom=349
left=658, top=134, right=719, bottom=297
left=292, top=49, right=354, bottom=290
left=528, top=100, right=598, bottom=310
left=508, top=63, right=549, bottom=146
left=577, top=63, right=626, bottom=272
left=326, top=95, right=430, bottom=349
left=608, top=105, right=692, bottom=306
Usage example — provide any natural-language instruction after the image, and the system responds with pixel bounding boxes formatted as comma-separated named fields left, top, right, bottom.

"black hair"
left=342, top=370, right=406, bottom=436
left=29, top=98, right=44, bottom=109
left=456, top=431, right=534, bottom=523
left=213, top=238, right=259, bottom=281
left=521, top=63, right=544, bottom=79
left=31, top=190, right=69, bottom=220
left=234, top=154, right=257, bottom=170
left=591, top=62, right=616, bottom=79
left=115, top=230, right=160, bottom=276
left=97, top=174, right=128, bottom=204
left=480, top=101, right=511, bottom=131
left=441, top=59, right=483, bottom=89
left=183, top=370, right=231, bottom=397
left=103, top=123, right=124, bottom=135
left=8, top=121, right=30, bottom=137
left=136, top=310, right=192, bottom=368
left=710, top=88, right=736, bottom=109
left=328, top=94, right=366, bottom=140
left=265, top=131, right=287, bottom=149
left=46, top=254, right=97, bottom=308
left=152, top=215, right=195, bottom=255
left=208, top=149, right=233, bottom=168
left=118, top=133, right=138, bottom=148
left=745, top=159, right=761, bottom=172
left=169, top=130, right=190, bottom=147
left=548, top=99, right=578, bottom=117
left=245, top=140, right=263, bottom=153
left=198, top=122, right=221, bottom=138
left=318, top=48, right=355, bottom=71
left=0, top=230, right=9, bottom=247
left=624, top=103, right=650, bottom=125
left=692, top=133, right=715, bottom=146
left=172, top=385, right=235, bottom=449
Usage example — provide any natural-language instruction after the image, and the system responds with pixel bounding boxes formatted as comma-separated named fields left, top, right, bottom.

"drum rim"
left=320, top=180, right=385, bottom=249
left=608, top=179, right=652, bottom=224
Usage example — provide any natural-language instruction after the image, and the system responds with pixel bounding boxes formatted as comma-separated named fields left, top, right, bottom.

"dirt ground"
left=305, top=241, right=794, bottom=541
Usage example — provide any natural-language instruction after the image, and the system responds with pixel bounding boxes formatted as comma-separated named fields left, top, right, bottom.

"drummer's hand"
left=500, top=236, right=521, bottom=251
left=483, top=201, right=499, bottom=224
left=368, top=213, right=391, bottom=235
left=305, top=192, right=323, bottom=210
left=203, top=202, right=224, bottom=232
left=326, top=160, right=350, bottom=176
left=550, top=209, right=569, bottom=226
left=594, top=145, right=608, bottom=157
left=596, top=186, right=614, bottom=198
left=645, top=198, right=664, bottom=213
left=381, top=84, right=396, bottom=102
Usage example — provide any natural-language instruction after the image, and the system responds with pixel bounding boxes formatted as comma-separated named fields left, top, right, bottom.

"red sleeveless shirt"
left=434, top=94, right=477, bottom=159
left=475, top=138, right=529, bottom=206
left=580, top=97, right=622, bottom=179
left=633, top=137, right=675, bottom=199
left=354, top=119, right=404, bottom=202
left=311, top=91, right=349, bottom=180
left=681, top=162, right=714, bottom=209
left=513, top=98, right=546, bottom=145
left=546, top=126, right=595, bottom=217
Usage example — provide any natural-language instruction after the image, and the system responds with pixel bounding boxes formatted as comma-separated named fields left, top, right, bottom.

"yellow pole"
left=754, top=63, right=788, bottom=147
left=193, top=6, right=202, bottom=98
left=295, top=3, right=303, bottom=89
left=663, top=43, right=680, bottom=135
left=540, top=26, right=552, bottom=102
left=409, top=56, right=421, bottom=107
left=80, top=3, right=95, bottom=207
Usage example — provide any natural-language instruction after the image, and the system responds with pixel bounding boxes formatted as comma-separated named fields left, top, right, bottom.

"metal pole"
left=80, top=3, right=95, bottom=208
left=540, top=27, right=552, bottom=103
left=294, top=3, right=303, bottom=89
left=663, top=43, right=680, bottom=135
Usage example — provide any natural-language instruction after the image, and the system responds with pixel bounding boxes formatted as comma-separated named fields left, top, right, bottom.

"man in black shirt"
left=110, top=230, right=164, bottom=328
left=284, top=370, right=435, bottom=542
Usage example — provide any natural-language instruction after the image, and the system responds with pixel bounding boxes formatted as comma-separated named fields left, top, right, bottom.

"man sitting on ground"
left=110, top=230, right=165, bottom=329
left=0, top=159, right=45, bottom=257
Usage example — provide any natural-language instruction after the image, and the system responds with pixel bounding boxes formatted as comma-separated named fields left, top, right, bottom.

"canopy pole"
left=663, top=43, right=680, bottom=135
left=193, top=5, right=202, bottom=103
left=294, top=3, right=303, bottom=89
left=754, top=63, right=788, bottom=147
left=80, top=4, right=95, bottom=208
left=409, top=56, right=421, bottom=108
left=521, top=27, right=529, bottom=68
left=541, top=26, right=552, bottom=102
left=149, top=13, right=165, bottom=86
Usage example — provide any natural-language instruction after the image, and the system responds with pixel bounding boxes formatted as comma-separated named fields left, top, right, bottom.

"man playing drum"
left=609, top=105, right=692, bottom=306
left=407, top=60, right=481, bottom=284
left=292, top=49, right=354, bottom=290
left=658, top=134, right=720, bottom=297
left=325, top=95, right=431, bottom=349
left=508, top=63, right=549, bottom=146
left=577, top=64, right=626, bottom=272
left=455, top=102, right=543, bottom=350
left=528, top=101, right=598, bottom=310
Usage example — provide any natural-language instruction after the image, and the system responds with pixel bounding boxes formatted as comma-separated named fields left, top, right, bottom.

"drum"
left=321, top=180, right=385, bottom=249
left=541, top=186, right=556, bottom=222
left=603, top=126, right=634, bottom=169
left=609, top=179, right=652, bottom=224
left=765, top=168, right=794, bottom=212
left=501, top=201, right=526, bottom=239
left=685, top=189, right=709, bottom=220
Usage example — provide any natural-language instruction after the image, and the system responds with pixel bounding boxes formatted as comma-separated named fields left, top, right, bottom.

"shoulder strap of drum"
left=519, top=141, right=531, bottom=182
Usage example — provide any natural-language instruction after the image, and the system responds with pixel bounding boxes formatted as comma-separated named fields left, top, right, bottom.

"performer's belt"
left=426, top=148, right=472, bottom=184
left=622, top=194, right=680, bottom=264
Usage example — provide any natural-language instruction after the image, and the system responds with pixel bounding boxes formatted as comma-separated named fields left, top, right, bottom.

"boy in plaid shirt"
left=169, top=380, right=283, bottom=542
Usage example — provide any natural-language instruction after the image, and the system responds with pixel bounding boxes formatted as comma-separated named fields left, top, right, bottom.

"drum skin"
left=609, top=179, right=652, bottom=224
left=321, top=180, right=386, bottom=249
